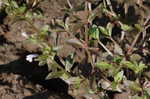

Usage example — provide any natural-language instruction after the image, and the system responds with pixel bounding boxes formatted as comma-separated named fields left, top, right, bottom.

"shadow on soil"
left=0, top=57, right=74, bottom=99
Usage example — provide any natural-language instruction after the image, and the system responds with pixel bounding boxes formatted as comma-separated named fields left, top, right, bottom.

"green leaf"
left=144, top=87, right=150, bottom=99
left=61, top=72, right=70, bottom=80
left=41, top=25, right=49, bottom=33
left=134, top=24, right=144, bottom=32
left=25, top=11, right=33, bottom=19
left=111, top=81, right=117, bottom=89
left=129, top=82, right=142, bottom=92
left=98, top=26, right=108, bottom=36
left=88, top=25, right=100, bottom=39
left=65, top=53, right=75, bottom=72
left=135, top=62, right=147, bottom=74
left=46, top=71, right=64, bottom=79
left=121, top=60, right=137, bottom=72
left=96, top=61, right=113, bottom=70
left=120, top=23, right=132, bottom=31
left=121, top=61, right=147, bottom=74
left=121, top=60, right=134, bottom=68
left=35, top=54, right=49, bottom=66
left=18, top=6, right=26, bottom=14
left=145, top=87, right=150, bottom=96
left=113, top=56, right=122, bottom=63
left=114, top=71, right=124, bottom=83
left=106, top=22, right=113, bottom=36
left=11, top=1, right=19, bottom=8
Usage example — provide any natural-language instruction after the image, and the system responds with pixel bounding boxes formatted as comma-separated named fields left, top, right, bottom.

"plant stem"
left=105, top=0, right=113, bottom=12
left=88, top=2, right=92, bottom=11
left=98, top=40, right=113, bottom=56
left=67, top=0, right=73, bottom=9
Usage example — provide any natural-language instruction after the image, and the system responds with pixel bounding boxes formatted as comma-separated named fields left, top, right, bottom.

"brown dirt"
left=0, top=72, right=73, bottom=99
left=0, top=0, right=83, bottom=99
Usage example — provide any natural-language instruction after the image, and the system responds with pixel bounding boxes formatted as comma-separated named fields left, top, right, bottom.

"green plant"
left=31, top=0, right=149, bottom=98
left=3, top=0, right=149, bottom=98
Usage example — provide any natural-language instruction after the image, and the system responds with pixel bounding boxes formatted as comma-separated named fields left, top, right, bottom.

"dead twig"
left=98, top=40, right=113, bottom=56
left=66, top=0, right=73, bottom=9
left=127, top=16, right=150, bottom=55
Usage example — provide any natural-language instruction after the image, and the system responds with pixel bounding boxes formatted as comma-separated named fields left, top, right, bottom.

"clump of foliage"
left=1, top=0, right=150, bottom=98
